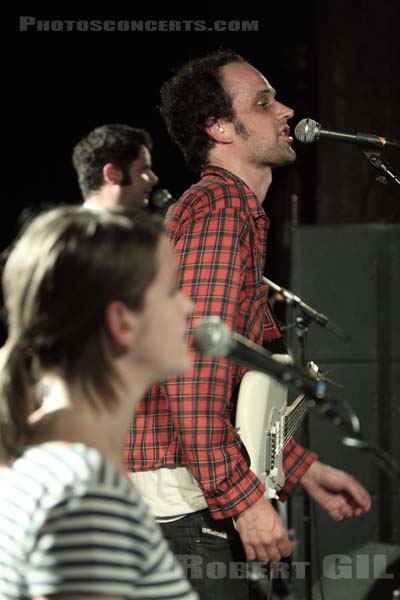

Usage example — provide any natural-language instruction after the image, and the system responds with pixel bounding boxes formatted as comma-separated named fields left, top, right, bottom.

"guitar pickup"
left=266, top=430, right=276, bottom=473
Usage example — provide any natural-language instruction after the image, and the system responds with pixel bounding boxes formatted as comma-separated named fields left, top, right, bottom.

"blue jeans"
left=160, top=509, right=269, bottom=600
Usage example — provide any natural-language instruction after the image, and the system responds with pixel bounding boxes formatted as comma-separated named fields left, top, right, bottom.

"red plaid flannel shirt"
left=124, top=166, right=316, bottom=518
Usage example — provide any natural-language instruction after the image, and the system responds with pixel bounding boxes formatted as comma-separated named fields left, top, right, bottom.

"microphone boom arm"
left=263, top=276, right=349, bottom=341
left=193, top=316, right=326, bottom=400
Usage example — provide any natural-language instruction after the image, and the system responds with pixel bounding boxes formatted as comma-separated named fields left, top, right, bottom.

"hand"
left=234, top=495, right=293, bottom=562
left=300, top=460, right=371, bottom=522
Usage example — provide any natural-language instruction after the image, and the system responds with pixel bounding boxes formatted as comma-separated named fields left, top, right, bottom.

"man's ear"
left=103, top=162, right=123, bottom=185
left=105, top=300, right=136, bottom=350
left=204, top=119, right=233, bottom=143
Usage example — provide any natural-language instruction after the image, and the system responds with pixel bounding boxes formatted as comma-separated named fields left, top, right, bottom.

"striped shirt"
left=0, top=442, right=197, bottom=600
left=125, top=166, right=316, bottom=518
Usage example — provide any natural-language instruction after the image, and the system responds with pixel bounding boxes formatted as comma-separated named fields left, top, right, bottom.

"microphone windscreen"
left=294, top=118, right=320, bottom=143
left=193, top=316, right=231, bottom=357
left=150, top=188, right=175, bottom=209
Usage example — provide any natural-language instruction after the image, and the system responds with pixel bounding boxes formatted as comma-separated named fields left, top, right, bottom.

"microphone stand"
left=265, top=275, right=400, bottom=599
left=289, top=301, right=314, bottom=600
left=362, top=148, right=400, bottom=189
left=264, top=275, right=347, bottom=600
left=264, top=278, right=400, bottom=483
left=265, top=275, right=334, bottom=600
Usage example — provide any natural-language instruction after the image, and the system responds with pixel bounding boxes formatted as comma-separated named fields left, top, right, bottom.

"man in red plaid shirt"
left=125, top=50, right=371, bottom=599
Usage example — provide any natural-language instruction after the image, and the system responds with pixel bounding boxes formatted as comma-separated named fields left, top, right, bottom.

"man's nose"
left=151, top=171, right=159, bottom=186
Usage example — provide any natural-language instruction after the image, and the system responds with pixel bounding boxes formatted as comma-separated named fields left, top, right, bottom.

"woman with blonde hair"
left=0, top=206, right=196, bottom=600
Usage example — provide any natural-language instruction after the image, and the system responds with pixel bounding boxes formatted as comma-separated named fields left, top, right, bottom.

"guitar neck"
left=282, top=361, right=321, bottom=445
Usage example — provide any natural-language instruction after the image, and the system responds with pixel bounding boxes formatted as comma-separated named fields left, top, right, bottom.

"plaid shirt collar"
left=200, top=165, right=267, bottom=221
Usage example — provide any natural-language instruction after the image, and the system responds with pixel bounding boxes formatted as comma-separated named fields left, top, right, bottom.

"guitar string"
left=271, top=400, right=309, bottom=455
left=285, top=401, right=308, bottom=437
left=284, top=403, right=308, bottom=442
left=284, top=409, right=308, bottom=445
left=267, top=402, right=307, bottom=454
left=283, top=400, right=307, bottom=433
left=282, top=366, right=322, bottom=445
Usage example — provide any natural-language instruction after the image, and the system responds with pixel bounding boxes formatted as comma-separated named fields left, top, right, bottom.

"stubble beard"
left=235, top=118, right=296, bottom=169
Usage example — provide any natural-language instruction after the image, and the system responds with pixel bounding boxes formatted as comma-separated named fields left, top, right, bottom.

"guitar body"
left=236, top=368, right=288, bottom=499
left=236, top=356, right=318, bottom=499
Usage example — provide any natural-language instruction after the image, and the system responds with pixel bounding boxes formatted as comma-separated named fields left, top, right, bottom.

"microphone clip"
left=361, top=148, right=400, bottom=189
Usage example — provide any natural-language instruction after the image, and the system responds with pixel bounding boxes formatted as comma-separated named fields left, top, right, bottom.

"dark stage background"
left=6, top=2, right=400, bottom=596
left=8, top=2, right=400, bottom=253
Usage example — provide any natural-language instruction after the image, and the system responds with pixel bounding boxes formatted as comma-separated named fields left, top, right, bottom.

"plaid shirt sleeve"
left=164, top=207, right=266, bottom=519
left=279, top=438, right=318, bottom=501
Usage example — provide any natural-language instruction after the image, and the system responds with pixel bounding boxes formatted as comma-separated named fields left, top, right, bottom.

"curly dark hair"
left=72, top=124, right=153, bottom=198
left=160, top=49, right=247, bottom=171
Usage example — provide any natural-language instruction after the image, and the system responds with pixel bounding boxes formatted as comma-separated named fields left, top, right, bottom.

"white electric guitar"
left=235, top=356, right=320, bottom=499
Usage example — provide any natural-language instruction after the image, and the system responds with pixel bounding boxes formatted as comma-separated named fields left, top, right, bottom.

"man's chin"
left=270, top=149, right=297, bottom=169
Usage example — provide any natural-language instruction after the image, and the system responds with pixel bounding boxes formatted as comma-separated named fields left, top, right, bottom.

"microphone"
left=149, top=188, right=176, bottom=210
left=193, top=316, right=326, bottom=399
left=294, top=118, right=400, bottom=149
